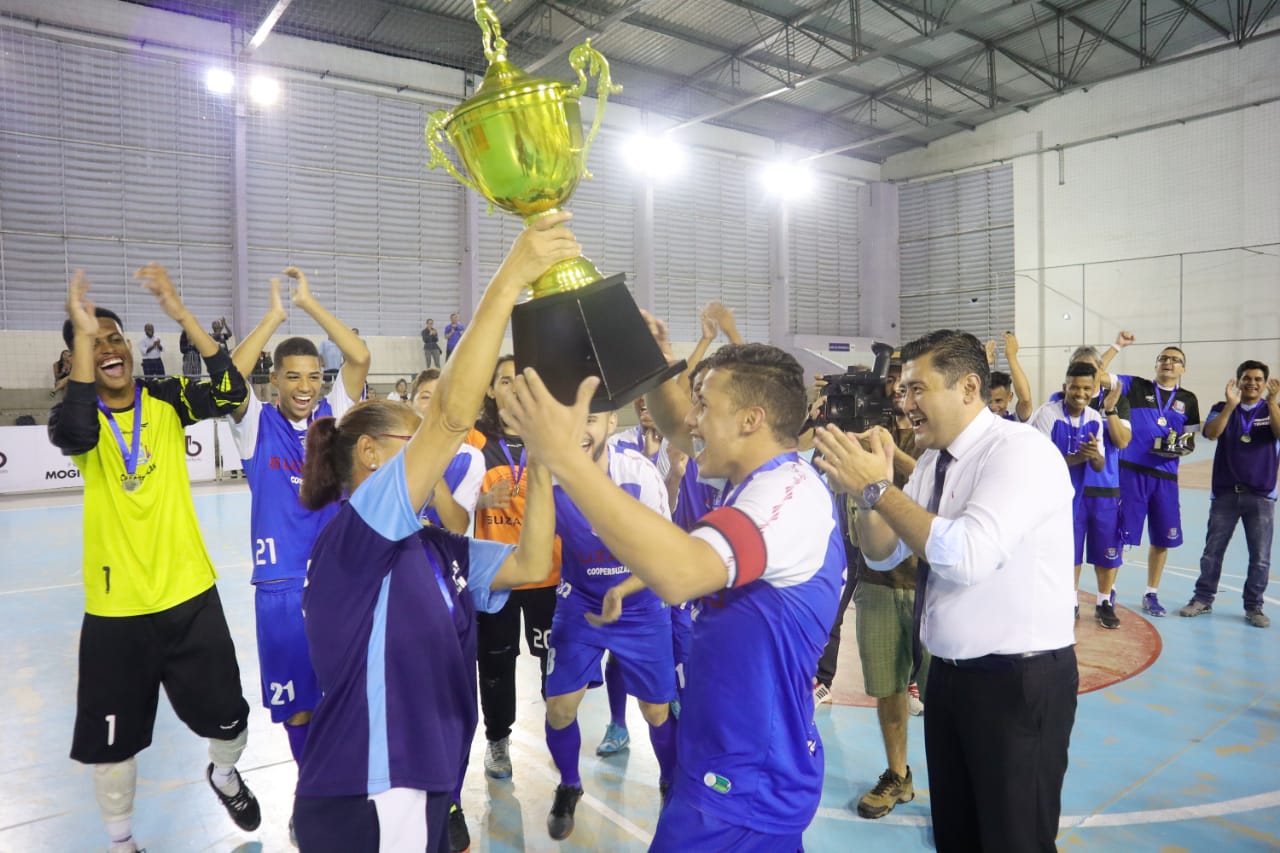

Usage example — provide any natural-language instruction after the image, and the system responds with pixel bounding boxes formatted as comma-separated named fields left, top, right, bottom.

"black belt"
left=1232, top=484, right=1268, bottom=495
left=935, top=646, right=1072, bottom=671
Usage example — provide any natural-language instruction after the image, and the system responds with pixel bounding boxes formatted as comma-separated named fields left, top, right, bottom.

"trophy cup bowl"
left=425, top=2, right=684, bottom=410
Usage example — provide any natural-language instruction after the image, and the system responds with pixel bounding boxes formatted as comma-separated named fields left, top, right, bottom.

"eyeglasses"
left=1156, top=355, right=1184, bottom=365
left=374, top=433, right=413, bottom=441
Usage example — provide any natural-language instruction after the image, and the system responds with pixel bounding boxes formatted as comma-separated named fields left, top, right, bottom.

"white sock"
left=1097, top=592, right=1111, bottom=605
left=106, top=817, right=133, bottom=845
left=1146, top=586, right=1158, bottom=595
left=210, top=764, right=240, bottom=796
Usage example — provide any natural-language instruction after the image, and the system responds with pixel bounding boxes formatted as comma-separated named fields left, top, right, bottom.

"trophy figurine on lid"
left=426, top=0, right=685, bottom=411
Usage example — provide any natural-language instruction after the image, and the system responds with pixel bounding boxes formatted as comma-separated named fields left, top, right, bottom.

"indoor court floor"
left=1, top=481, right=1276, bottom=852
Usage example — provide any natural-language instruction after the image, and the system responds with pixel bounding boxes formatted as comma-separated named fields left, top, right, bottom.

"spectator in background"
left=250, top=351, right=272, bottom=402
left=211, top=318, right=233, bottom=354
left=445, top=313, right=466, bottom=361
left=387, top=378, right=408, bottom=402
left=179, top=330, right=201, bottom=380
left=139, top=324, right=165, bottom=377
left=320, top=334, right=343, bottom=385
left=52, top=348, right=74, bottom=396
left=422, top=319, right=442, bottom=369
left=985, top=332, right=1032, bottom=422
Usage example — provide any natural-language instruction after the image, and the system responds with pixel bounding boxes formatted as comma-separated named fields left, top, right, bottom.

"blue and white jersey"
left=1118, top=374, right=1200, bottom=477
left=230, top=385, right=356, bottom=583
left=672, top=457, right=721, bottom=532
left=298, top=451, right=513, bottom=798
left=553, top=446, right=670, bottom=622
left=420, top=444, right=485, bottom=529
left=1028, top=401, right=1105, bottom=500
left=681, top=452, right=843, bottom=835
left=1049, top=389, right=1131, bottom=494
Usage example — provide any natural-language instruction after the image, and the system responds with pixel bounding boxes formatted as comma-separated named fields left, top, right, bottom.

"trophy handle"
left=425, top=109, right=481, bottom=195
left=474, top=0, right=510, bottom=64
left=568, top=40, right=622, bottom=179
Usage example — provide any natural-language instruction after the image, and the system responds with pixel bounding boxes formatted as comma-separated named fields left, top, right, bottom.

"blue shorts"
left=546, top=609, right=676, bottom=704
left=1120, top=470, right=1183, bottom=548
left=255, top=580, right=322, bottom=722
left=671, top=604, right=693, bottom=699
left=650, top=794, right=803, bottom=853
left=1075, top=495, right=1124, bottom=568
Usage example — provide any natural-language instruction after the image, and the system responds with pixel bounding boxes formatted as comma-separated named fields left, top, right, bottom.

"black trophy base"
left=512, top=272, right=687, bottom=413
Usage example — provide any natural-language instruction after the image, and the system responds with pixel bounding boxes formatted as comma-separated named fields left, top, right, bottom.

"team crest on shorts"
left=1168, top=528, right=1179, bottom=538
left=1106, top=548, right=1118, bottom=559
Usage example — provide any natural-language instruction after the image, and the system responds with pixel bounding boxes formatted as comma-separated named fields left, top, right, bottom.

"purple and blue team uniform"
left=230, top=385, right=354, bottom=722
left=650, top=452, right=844, bottom=852
left=669, top=458, right=722, bottom=695
left=292, top=450, right=513, bottom=848
left=1030, top=400, right=1107, bottom=566
left=420, top=443, right=485, bottom=529
left=1117, top=375, right=1200, bottom=547
left=1049, top=389, right=1132, bottom=568
left=547, top=447, right=676, bottom=704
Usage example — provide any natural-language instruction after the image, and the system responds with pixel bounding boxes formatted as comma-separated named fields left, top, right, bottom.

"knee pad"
left=93, top=758, right=137, bottom=820
left=208, top=726, right=248, bottom=767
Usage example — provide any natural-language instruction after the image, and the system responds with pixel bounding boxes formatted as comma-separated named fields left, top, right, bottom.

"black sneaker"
left=449, top=802, right=471, bottom=853
left=1096, top=601, right=1120, bottom=629
left=206, top=763, right=261, bottom=832
left=547, top=783, right=584, bottom=841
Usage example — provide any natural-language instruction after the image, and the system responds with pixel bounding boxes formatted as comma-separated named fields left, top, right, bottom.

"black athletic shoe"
left=449, top=802, right=471, bottom=853
left=547, top=784, right=584, bottom=841
left=206, top=763, right=262, bottom=832
left=1096, top=601, right=1121, bottom=629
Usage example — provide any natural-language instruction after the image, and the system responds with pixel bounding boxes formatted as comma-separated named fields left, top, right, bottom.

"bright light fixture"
left=249, top=75, right=280, bottom=105
left=204, top=68, right=235, bottom=95
left=622, top=133, right=685, bottom=178
left=762, top=161, right=815, bottom=199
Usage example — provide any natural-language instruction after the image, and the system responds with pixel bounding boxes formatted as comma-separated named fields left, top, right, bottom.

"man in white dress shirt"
left=814, top=329, right=1077, bottom=853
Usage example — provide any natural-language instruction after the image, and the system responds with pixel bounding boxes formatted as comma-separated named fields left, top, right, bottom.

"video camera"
left=812, top=342, right=896, bottom=434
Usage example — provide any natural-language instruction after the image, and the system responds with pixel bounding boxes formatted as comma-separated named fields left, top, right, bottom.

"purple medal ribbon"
left=1154, top=385, right=1177, bottom=423
left=498, top=437, right=527, bottom=496
left=97, top=382, right=143, bottom=477
left=1238, top=403, right=1262, bottom=440
left=1061, top=401, right=1086, bottom=451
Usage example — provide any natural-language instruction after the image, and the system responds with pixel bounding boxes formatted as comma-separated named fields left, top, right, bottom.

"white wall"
left=884, top=36, right=1280, bottom=405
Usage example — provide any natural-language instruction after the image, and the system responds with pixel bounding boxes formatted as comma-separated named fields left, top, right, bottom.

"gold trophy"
left=426, top=0, right=684, bottom=411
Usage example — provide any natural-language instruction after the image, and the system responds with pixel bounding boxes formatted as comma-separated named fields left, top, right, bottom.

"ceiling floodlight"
left=622, top=133, right=685, bottom=178
left=204, top=68, right=235, bottom=95
left=249, top=75, right=280, bottom=105
left=762, top=161, right=815, bottom=199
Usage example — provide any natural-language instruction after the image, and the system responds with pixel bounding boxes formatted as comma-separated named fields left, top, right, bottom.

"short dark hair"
left=63, top=307, right=124, bottom=349
left=1237, top=360, right=1269, bottom=381
left=1066, top=362, right=1098, bottom=379
left=1160, top=345, right=1186, bottom=360
left=701, top=343, right=808, bottom=440
left=900, top=330, right=990, bottom=398
left=273, top=336, right=321, bottom=367
left=409, top=368, right=441, bottom=400
left=989, top=370, right=1012, bottom=391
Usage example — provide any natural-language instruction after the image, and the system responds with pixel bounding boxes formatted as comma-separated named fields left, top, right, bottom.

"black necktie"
left=911, top=449, right=954, bottom=679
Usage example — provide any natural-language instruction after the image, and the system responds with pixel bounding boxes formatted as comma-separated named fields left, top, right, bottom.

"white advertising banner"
left=0, top=420, right=220, bottom=494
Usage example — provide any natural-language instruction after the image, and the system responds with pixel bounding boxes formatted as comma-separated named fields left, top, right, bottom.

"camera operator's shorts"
left=1120, top=468, right=1183, bottom=549
left=854, top=582, right=929, bottom=698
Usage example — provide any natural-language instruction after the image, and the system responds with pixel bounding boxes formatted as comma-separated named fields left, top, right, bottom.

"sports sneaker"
left=1095, top=601, right=1121, bottom=629
left=1142, top=592, right=1166, bottom=617
left=1110, top=588, right=1117, bottom=607
left=1246, top=609, right=1271, bottom=628
left=595, top=722, right=630, bottom=756
left=855, top=767, right=914, bottom=819
left=449, top=802, right=471, bottom=853
left=547, top=783, right=584, bottom=840
left=906, top=682, right=924, bottom=716
left=1179, top=599, right=1212, bottom=617
left=484, top=737, right=512, bottom=779
left=812, top=681, right=833, bottom=706
left=206, top=763, right=261, bottom=832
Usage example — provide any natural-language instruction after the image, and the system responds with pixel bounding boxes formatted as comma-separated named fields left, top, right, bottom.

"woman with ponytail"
left=291, top=212, right=580, bottom=853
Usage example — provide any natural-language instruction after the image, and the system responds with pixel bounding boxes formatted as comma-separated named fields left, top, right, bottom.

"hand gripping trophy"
left=426, top=0, right=685, bottom=411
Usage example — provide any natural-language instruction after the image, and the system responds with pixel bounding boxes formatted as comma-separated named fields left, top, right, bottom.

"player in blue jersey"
left=410, top=368, right=484, bottom=534
left=227, top=268, right=369, bottom=774
left=1045, top=347, right=1132, bottom=628
left=290, top=212, right=575, bottom=852
left=542, top=409, right=677, bottom=840
left=505, top=336, right=843, bottom=853
left=1110, top=334, right=1201, bottom=616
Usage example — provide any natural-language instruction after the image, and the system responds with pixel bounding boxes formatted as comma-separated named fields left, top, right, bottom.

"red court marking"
left=827, top=590, right=1163, bottom=708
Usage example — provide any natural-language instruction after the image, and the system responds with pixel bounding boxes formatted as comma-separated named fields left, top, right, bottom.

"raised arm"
left=1202, top=379, right=1238, bottom=441
left=401, top=213, right=580, bottom=512
left=1101, top=330, right=1134, bottom=374
left=49, top=271, right=104, bottom=455
left=229, top=278, right=288, bottom=421
left=1004, top=333, right=1033, bottom=421
left=286, top=267, right=370, bottom=404
left=135, top=263, right=219, bottom=358
left=638, top=312, right=696, bottom=458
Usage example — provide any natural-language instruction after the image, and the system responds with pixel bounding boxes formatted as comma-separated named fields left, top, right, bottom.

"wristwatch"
left=857, top=479, right=893, bottom=510
left=1104, top=408, right=1118, bottom=416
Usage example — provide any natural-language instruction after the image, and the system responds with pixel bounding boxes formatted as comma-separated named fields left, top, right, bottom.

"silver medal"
left=1241, top=434, right=1253, bottom=444
left=122, top=476, right=141, bottom=493
left=1156, top=416, right=1167, bottom=427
